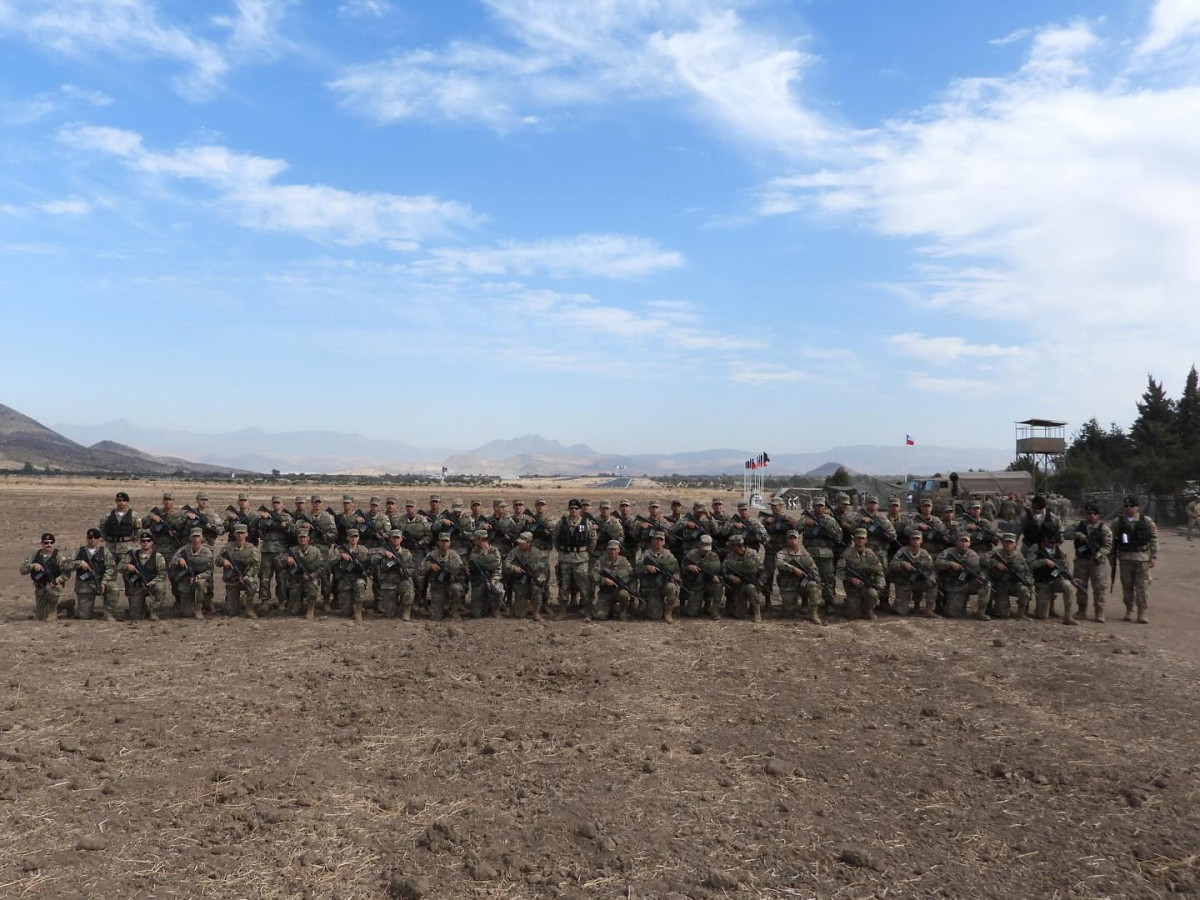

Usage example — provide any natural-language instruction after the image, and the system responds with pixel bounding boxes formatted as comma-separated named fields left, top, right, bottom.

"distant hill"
left=0, top=404, right=245, bottom=475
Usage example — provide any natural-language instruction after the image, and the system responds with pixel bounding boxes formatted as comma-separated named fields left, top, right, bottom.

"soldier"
left=170, top=528, right=214, bottom=619
left=837, top=528, right=885, bottom=620
left=219, top=523, right=260, bottom=618
left=935, top=533, right=990, bottom=621
left=554, top=499, right=593, bottom=618
left=306, top=494, right=338, bottom=610
left=617, top=499, right=641, bottom=562
left=334, top=495, right=358, bottom=543
left=123, top=530, right=168, bottom=622
left=981, top=495, right=998, bottom=521
left=721, top=534, right=764, bottom=622
left=1018, top=495, right=1058, bottom=560
left=958, top=499, right=999, bottom=559
left=1029, top=528, right=1077, bottom=623
left=529, top=498, right=555, bottom=612
left=356, top=497, right=390, bottom=549
left=224, top=492, right=256, bottom=544
left=888, top=530, right=937, bottom=618
left=372, top=529, right=415, bottom=620
left=798, top=497, right=841, bottom=610
left=20, top=532, right=71, bottom=621
left=593, top=539, right=636, bottom=621
left=463, top=499, right=485, bottom=537
left=397, top=499, right=431, bottom=605
left=485, top=498, right=519, bottom=559
left=465, top=530, right=504, bottom=618
left=283, top=526, right=325, bottom=619
left=445, top=500, right=472, bottom=559
left=1114, top=496, right=1158, bottom=624
left=588, top=500, right=624, bottom=602
left=999, top=493, right=1019, bottom=523
left=505, top=532, right=549, bottom=620
left=722, top=500, right=768, bottom=558
left=1187, top=495, right=1200, bottom=542
left=681, top=533, right=723, bottom=619
left=332, top=528, right=373, bottom=623
left=759, top=496, right=792, bottom=608
left=886, top=497, right=908, bottom=545
left=184, top=492, right=223, bottom=545
left=421, top=493, right=442, bottom=521
left=908, top=498, right=951, bottom=557
left=143, top=492, right=187, bottom=560
left=853, top=495, right=896, bottom=577
left=68, top=528, right=120, bottom=621
left=833, top=493, right=856, bottom=546
left=775, top=530, right=822, bottom=623
left=255, top=495, right=294, bottom=611
left=637, top=530, right=680, bottom=623
left=984, top=533, right=1033, bottom=619
left=99, top=491, right=140, bottom=563
left=422, top=533, right=465, bottom=620
left=709, top=497, right=730, bottom=558
left=630, top=499, right=669, bottom=554
left=1072, top=502, right=1113, bottom=622
left=383, top=497, right=401, bottom=530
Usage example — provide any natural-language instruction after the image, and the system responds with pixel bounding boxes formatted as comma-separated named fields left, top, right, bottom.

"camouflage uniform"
left=798, top=505, right=842, bottom=608
left=720, top=506, right=768, bottom=556
left=722, top=540, right=764, bottom=621
left=169, top=539, right=215, bottom=618
left=466, top=537, right=505, bottom=618
left=957, top=508, right=1000, bottom=558
left=636, top=541, right=680, bottom=622
left=775, top=539, right=822, bottom=622
left=123, top=543, right=168, bottom=621
left=983, top=541, right=1033, bottom=618
left=332, top=537, right=373, bottom=620
left=587, top=508, right=624, bottom=603
left=907, top=508, right=951, bottom=556
left=99, top=503, right=141, bottom=563
left=20, top=544, right=70, bottom=620
left=681, top=539, right=724, bottom=619
left=299, top=498, right=338, bottom=608
left=422, top=542, right=465, bottom=620
left=759, top=503, right=793, bottom=606
left=142, top=503, right=188, bottom=560
left=397, top=506, right=431, bottom=604
left=1114, top=505, right=1158, bottom=622
left=505, top=540, right=550, bottom=620
left=593, top=549, right=636, bottom=621
left=887, top=543, right=937, bottom=617
left=371, top=537, right=415, bottom=619
left=185, top=497, right=223, bottom=610
left=68, top=542, right=120, bottom=620
left=1029, top=543, right=1077, bottom=622
left=708, top=500, right=730, bottom=558
left=1072, top=515, right=1113, bottom=621
left=219, top=536, right=261, bottom=617
left=935, top=543, right=991, bottom=620
left=255, top=501, right=295, bottom=608
left=837, top=542, right=885, bottom=619
left=282, top=538, right=325, bottom=618
left=554, top=512, right=593, bottom=616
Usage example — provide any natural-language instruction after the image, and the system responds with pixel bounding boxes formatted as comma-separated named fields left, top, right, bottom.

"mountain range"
left=52, top=419, right=1012, bottom=476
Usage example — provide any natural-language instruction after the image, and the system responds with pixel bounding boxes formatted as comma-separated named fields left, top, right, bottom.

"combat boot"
left=1094, top=600, right=1105, bottom=624
left=243, top=605, right=257, bottom=619
left=1123, top=603, right=1133, bottom=621
left=400, top=606, right=411, bottom=622
left=663, top=606, right=675, bottom=624
left=1061, top=602, right=1076, bottom=625
left=353, top=605, right=364, bottom=624
left=103, top=611, right=116, bottom=622
left=808, top=606, right=822, bottom=625
left=194, top=607, right=205, bottom=620
left=751, top=603, right=762, bottom=623
left=1137, top=605, right=1148, bottom=624
left=708, top=601, right=720, bottom=620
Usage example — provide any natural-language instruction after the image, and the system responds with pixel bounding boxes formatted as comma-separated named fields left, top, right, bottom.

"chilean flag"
left=905, top=435, right=915, bottom=446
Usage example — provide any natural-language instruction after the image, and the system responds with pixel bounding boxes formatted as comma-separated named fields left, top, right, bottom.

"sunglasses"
left=41, top=540, right=54, bottom=545
left=140, top=538, right=153, bottom=543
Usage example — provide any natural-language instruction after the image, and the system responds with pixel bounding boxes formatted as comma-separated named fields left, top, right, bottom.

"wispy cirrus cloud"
left=413, top=233, right=684, bottom=279
left=57, top=124, right=480, bottom=246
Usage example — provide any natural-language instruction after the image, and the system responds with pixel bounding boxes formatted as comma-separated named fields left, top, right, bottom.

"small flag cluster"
left=906, top=435, right=915, bottom=446
left=745, top=451, right=771, bottom=470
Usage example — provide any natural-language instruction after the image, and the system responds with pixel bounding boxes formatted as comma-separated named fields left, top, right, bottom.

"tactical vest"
left=1115, top=515, right=1152, bottom=552
left=560, top=520, right=589, bottom=552
left=102, top=509, right=137, bottom=541
left=1032, top=548, right=1066, bottom=583
left=129, top=550, right=159, bottom=579
left=1021, top=510, right=1056, bottom=546
left=36, top=549, right=62, bottom=582
left=75, top=546, right=105, bottom=581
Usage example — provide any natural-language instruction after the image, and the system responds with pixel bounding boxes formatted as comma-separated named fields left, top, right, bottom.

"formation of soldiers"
left=18, top=489, right=1159, bottom=627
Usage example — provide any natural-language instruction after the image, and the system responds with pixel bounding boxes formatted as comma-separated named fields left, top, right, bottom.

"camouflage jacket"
left=681, top=547, right=723, bottom=586
left=21, top=548, right=69, bottom=588
left=720, top=514, right=768, bottom=550
left=759, top=510, right=794, bottom=549
left=595, top=555, right=635, bottom=593
left=466, top=546, right=503, bottom=584
left=837, top=547, right=885, bottom=590
left=853, top=510, right=896, bottom=552
left=935, top=546, right=984, bottom=589
left=636, top=547, right=679, bottom=588
left=170, top=544, right=215, bottom=585
left=887, top=547, right=936, bottom=584
left=143, top=506, right=188, bottom=554
left=284, top=544, right=327, bottom=583
left=722, top=549, right=764, bottom=589
left=1072, top=520, right=1114, bottom=564
left=396, top=513, right=431, bottom=555
left=774, top=546, right=821, bottom=587
left=255, top=509, right=296, bottom=553
left=588, top=515, right=625, bottom=557
left=124, top=548, right=168, bottom=587
left=219, top=543, right=261, bottom=583
left=504, top=546, right=549, bottom=586
left=422, top=548, right=465, bottom=584
left=183, top=506, right=223, bottom=543
left=67, top=544, right=118, bottom=591
left=371, top=545, right=414, bottom=586
left=798, top=510, right=843, bottom=557
left=983, top=548, right=1032, bottom=586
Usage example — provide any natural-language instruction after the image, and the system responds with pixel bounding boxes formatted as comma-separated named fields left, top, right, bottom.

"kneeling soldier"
left=372, top=529, right=415, bottom=620
left=936, top=533, right=990, bottom=620
left=838, top=528, right=886, bottom=620
left=21, top=533, right=71, bottom=621
left=467, top=530, right=504, bottom=618
left=423, top=533, right=465, bottom=620
left=220, top=523, right=261, bottom=618
left=722, top=534, right=764, bottom=622
left=776, top=530, right=823, bottom=623
left=681, top=533, right=724, bottom=619
left=69, top=528, right=120, bottom=620
left=285, top=527, right=326, bottom=619
left=888, top=531, right=937, bottom=618
left=124, top=530, right=168, bottom=622
left=985, top=533, right=1032, bottom=619
left=593, top=539, right=636, bottom=621
left=505, top=532, right=549, bottom=620
left=333, top=528, right=372, bottom=623
left=637, top=530, right=681, bottom=623
left=1030, top=527, right=1078, bottom=624
left=171, top=528, right=214, bottom=619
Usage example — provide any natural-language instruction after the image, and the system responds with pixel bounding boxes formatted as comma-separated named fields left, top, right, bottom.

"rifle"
left=779, top=557, right=823, bottom=587
left=126, top=550, right=152, bottom=587
left=523, top=515, right=552, bottom=544
left=379, top=546, right=412, bottom=578
left=352, top=510, right=386, bottom=543
left=75, top=547, right=103, bottom=584
left=220, top=550, right=252, bottom=591
left=599, top=567, right=643, bottom=603
left=985, top=555, right=1031, bottom=587
left=959, top=516, right=1000, bottom=545
left=148, top=508, right=180, bottom=540
left=1039, top=553, right=1085, bottom=590
left=949, top=559, right=989, bottom=588
left=258, top=505, right=287, bottom=529
left=467, top=556, right=506, bottom=609
left=184, top=505, right=219, bottom=538
left=841, top=562, right=880, bottom=588
left=334, top=543, right=368, bottom=578
left=179, top=551, right=200, bottom=585
left=29, top=558, right=53, bottom=587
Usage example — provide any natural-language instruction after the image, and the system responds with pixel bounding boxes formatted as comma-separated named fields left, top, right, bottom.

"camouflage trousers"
left=1073, top=559, right=1107, bottom=618
left=336, top=577, right=368, bottom=617
left=681, top=579, right=723, bottom=618
left=591, top=586, right=631, bottom=621
left=32, top=585, right=67, bottom=621
left=259, top=550, right=286, bottom=606
left=640, top=583, right=680, bottom=621
left=428, top=580, right=463, bottom=620
left=1118, top=559, right=1151, bottom=615
left=945, top=584, right=990, bottom=619
left=377, top=581, right=415, bottom=617
left=841, top=582, right=879, bottom=618
left=810, top=554, right=837, bottom=607
left=127, top=580, right=167, bottom=620
left=892, top=582, right=934, bottom=616
left=558, top=557, right=590, bottom=608
left=469, top=580, right=504, bottom=618
left=510, top=581, right=543, bottom=619
left=287, top=577, right=322, bottom=617
left=1034, top=579, right=1073, bottom=619
left=989, top=582, right=1030, bottom=618
left=223, top=576, right=259, bottom=617
left=762, top=548, right=784, bottom=605
left=725, top=583, right=761, bottom=620
left=175, top=576, right=212, bottom=618
left=75, top=582, right=119, bottom=619
left=779, top=579, right=820, bottom=618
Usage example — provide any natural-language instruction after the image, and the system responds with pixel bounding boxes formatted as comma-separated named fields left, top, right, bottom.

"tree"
left=1130, top=376, right=1181, bottom=495
left=824, top=466, right=851, bottom=487
left=1176, top=365, right=1200, bottom=478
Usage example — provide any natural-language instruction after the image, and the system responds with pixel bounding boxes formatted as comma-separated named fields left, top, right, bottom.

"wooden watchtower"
left=1015, top=419, right=1067, bottom=493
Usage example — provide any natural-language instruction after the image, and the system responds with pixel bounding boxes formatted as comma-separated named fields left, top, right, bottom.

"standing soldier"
left=69, top=528, right=120, bottom=621
left=618, top=499, right=642, bottom=562
left=837, top=528, right=886, bottom=620
left=304, top=494, right=338, bottom=610
left=220, top=524, right=260, bottom=618
left=170, top=528, right=214, bottom=619
left=423, top=533, right=465, bottom=620
left=1029, top=528, right=1078, bottom=623
left=588, top=500, right=624, bottom=604
left=681, top=533, right=723, bottom=619
left=999, top=493, right=1019, bottom=523
left=383, top=497, right=401, bottom=531
left=444, top=500, right=472, bottom=559
left=397, top=499, right=430, bottom=606
left=854, top=496, right=896, bottom=601
left=630, top=499, right=666, bottom=554
left=554, top=500, right=593, bottom=618
left=356, top=497, right=390, bottom=548
left=99, top=491, right=140, bottom=564
left=256, top=495, right=294, bottom=611
left=759, top=496, right=793, bottom=609
left=636, top=530, right=680, bottom=623
left=1114, top=496, right=1158, bottom=623
left=675, top=501, right=714, bottom=563
left=184, top=492, right=223, bottom=545
left=935, top=533, right=990, bottom=621
left=20, top=532, right=71, bottom=621
left=1072, top=502, right=1113, bottom=622
left=144, top=492, right=186, bottom=606
left=1018, top=495, right=1058, bottom=560
left=124, top=530, right=168, bottom=622
left=981, top=495, right=998, bottom=521
left=775, top=530, right=822, bottom=623
left=485, top=499, right=519, bottom=559
left=422, top=494, right=444, bottom=532
left=372, top=530, right=415, bottom=620
left=466, top=530, right=504, bottom=618
left=909, top=499, right=951, bottom=557
left=334, top=495, right=358, bottom=544
left=332, top=529, right=372, bottom=623
left=958, top=499, right=999, bottom=558
left=721, top=534, right=764, bottom=622
left=799, top=498, right=842, bottom=611
left=283, top=526, right=325, bottom=619
left=224, top=492, right=256, bottom=544
left=985, top=533, right=1033, bottom=619
left=505, top=532, right=549, bottom=621
left=593, top=539, right=636, bottom=621
left=888, top=531, right=936, bottom=618
left=709, top=497, right=730, bottom=558
left=529, top=498, right=556, bottom=613
left=722, top=500, right=768, bottom=559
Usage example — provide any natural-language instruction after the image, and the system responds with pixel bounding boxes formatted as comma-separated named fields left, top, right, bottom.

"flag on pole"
left=905, top=435, right=915, bottom=446
left=762, top=451, right=770, bottom=465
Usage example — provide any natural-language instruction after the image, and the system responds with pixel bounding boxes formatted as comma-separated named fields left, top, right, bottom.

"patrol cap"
left=429, top=494, right=441, bottom=503
left=271, top=495, right=282, bottom=503
left=115, top=491, right=130, bottom=501
left=162, top=492, right=174, bottom=500
left=620, top=499, right=631, bottom=507
left=196, top=492, right=209, bottom=501
left=852, top=527, right=868, bottom=538
left=728, top=534, right=745, bottom=545
left=969, top=500, right=982, bottom=509
left=700, top=534, right=713, bottom=545
left=295, top=495, right=306, bottom=503
left=437, top=533, right=451, bottom=542
left=711, top=497, right=724, bottom=505
left=786, top=529, right=800, bottom=538
left=535, top=498, right=546, bottom=506
left=238, top=492, right=250, bottom=501
left=907, top=529, right=923, bottom=540
left=389, top=529, right=403, bottom=538
left=310, top=494, right=323, bottom=503
left=405, top=499, right=417, bottom=507
left=670, top=499, right=682, bottom=507
left=836, top=493, right=850, bottom=504
left=889, top=497, right=901, bottom=506
left=606, top=539, right=621, bottom=550
left=599, top=500, right=612, bottom=509
left=41, top=532, right=55, bottom=543
left=452, top=499, right=464, bottom=509
left=512, top=499, right=525, bottom=507
left=518, top=531, right=533, bottom=543
left=955, top=532, right=971, bottom=542
left=770, top=496, right=784, bottom=506
left=1123, top=495, right=1139, bottom=506
left=648, top=500, right=661, bottom=508
left=342, top=494, right=354, bottom=503
left=296, top=526, right=311, bottom=537
left=385, top=497, right=397, bottom=505
left=233, top=523, right=248, bottom=534
left=1000, top=533, right=1017, bottom=543
left=579, top=498, right=591, bottom=506
left=864, top=495, right=878, bottom=504
left=812, top=497, right=826, bottom=507
left=86, top=528, right=102, bottom=539
left=919, top=498, right=933, bottom=507
left=1084, top=502, right=1101, bottom=514
left=736, top=500, right=749, bottom=509
left=189, top=527, right=203, bottom=538
left=650, top=530, right=666, bottom=541
left=369, top=496, right=382, bottom=505
left=470, top=499, right=482, bottom=507
left=346, top=527, right=361, bottom=538
left=493, top=497, right=505, bottom=506
left=138, top=530, right=154, bottom=540
left=693, top=501, right=705, bottom=510
left=474, top=529, right=490, bottom=540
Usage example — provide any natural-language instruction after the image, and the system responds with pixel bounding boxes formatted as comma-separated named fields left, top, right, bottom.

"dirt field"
left=1, top=476, right=1198, bottom=899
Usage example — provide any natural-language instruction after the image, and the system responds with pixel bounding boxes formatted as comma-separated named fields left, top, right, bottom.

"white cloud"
left=0, top=0, right=293, bottom=99
left=414, top=233, right=684, bottom=279
left=1, top=83, right=114, bottom=126
left=990, top=27, right=1032, bottom=47
left=728, top=364, right=821, bottom=385
left=329, top=0, right=833, bottom=149
left=908, top=374, right=992, bottom=394
left=35, top=198, right=92, bottom=215
left=338, top=0, right=394, bottom=18
left=1138, top=0, right=1200, bottom=54
left=888, top=332, right=1028, bottom=363
left=58, top=125, right=480, bottom=245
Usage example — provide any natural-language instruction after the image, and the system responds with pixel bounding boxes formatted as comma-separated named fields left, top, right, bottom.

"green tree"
left=824, top=466, right=851, bottom=487
left=1129, top=376, right=1180, bottom=495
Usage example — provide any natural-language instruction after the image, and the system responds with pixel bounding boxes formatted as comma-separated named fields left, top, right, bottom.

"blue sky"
left=2, top=0, right=1199, bottom=455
